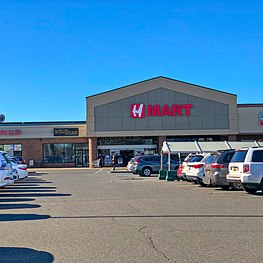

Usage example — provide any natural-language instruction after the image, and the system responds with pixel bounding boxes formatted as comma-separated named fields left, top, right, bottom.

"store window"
left=43, top=143, right=88, bottom=163
left=0, top=144, right=23, bottom=157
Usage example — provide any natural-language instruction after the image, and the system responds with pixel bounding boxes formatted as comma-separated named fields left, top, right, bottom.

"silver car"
left=203, top=150, right=242, bottom=190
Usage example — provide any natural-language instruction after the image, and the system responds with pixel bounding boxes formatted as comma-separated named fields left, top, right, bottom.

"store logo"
left=259, top=112, right=263, bottom=126
left=130, top=104, right=193, bottom=118
left=131, top=104, right=145, bottom=118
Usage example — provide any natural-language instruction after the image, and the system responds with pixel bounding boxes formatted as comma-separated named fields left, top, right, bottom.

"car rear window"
left=252, top=150, right=263, bottom=162
left=222, top=152, right=235, bottom=163
left=184, top=155, right=196, bottom=162
left=206, top=154, right=218, bottom=164
left=231, top=151, right=247, bottom=162
left=190, top=155, right=204, bottom=162
left=201, top=154, right=210, bottom=162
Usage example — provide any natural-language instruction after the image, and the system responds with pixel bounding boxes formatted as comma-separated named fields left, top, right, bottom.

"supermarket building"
left=0, top=76, right=262, bottom=168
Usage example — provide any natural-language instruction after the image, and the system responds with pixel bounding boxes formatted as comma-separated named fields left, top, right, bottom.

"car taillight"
left=135, top=160, right=140, bottom=165
left=4, top=177, right=11, bottom=180
left=19, top=167, right=27, bottom=170
left=243, top=164, right=250, bottom=173
left=211, top=163, right=225, bottom=169
left=193, top=164, right=204, bottom=169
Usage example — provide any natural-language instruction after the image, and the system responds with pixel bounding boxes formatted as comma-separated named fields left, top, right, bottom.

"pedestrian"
left=111, top=155, right=116, bottom=170
left=99, top=156, right=103, bottom=168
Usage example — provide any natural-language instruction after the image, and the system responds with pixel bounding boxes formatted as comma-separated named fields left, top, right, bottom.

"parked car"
left=131, top=155, right=179, bottom=176
left=203, top=149, right=242, bottom=190
left=127, top=157, right=136, bottom=172
left=10, top=160, right=28, bottom=180
left=8, top=156, right=26, bottom=164
left=177, top=153, right=197, bottom=179
left=0, top=151, right=14, bottom=187
left=185, top=153, right=211, bottom=185
left=228, top=147, right=263, bottom=194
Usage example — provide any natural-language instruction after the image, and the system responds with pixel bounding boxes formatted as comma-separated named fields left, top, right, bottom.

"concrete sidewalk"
left=27, top=166, right=130, bottom=173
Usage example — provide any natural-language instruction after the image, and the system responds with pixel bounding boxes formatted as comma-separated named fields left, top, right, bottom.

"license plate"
left=233, top=167, right=237, bottom=172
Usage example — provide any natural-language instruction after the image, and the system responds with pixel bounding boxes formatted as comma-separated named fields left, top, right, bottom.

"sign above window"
left=130, top=104, right=193, bottom=118
left=0, top=130, right=22, bottom=136
left=54, top=128, right=79, bottom=136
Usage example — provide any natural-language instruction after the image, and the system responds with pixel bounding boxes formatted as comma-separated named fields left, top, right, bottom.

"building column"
left=157, top=136, right=167, bottom=153
left=89, top=137, right=97, bottom=168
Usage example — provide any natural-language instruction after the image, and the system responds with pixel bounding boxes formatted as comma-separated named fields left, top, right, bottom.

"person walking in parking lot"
left=111, top=155, right=116, bottom=170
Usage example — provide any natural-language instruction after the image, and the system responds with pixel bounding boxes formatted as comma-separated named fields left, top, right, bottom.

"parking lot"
left=1, top=168, right=263, bottom=262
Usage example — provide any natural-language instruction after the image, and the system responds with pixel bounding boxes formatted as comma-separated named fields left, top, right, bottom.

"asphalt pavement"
left=1, top=168, right=263, bottom=263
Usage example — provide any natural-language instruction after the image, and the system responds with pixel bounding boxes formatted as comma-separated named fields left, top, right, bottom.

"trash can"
left=158, top=170, right=167, bottom=180
left=166, top=170, right=177, bottom=181
left=29, top=160, right=34, bottom=167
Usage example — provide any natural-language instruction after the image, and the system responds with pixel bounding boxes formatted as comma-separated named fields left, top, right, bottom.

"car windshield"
left=231, top=150, right=248, bottom=162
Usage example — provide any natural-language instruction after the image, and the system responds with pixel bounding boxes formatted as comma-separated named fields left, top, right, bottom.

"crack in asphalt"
left=139, top=226, right=174, bottom=262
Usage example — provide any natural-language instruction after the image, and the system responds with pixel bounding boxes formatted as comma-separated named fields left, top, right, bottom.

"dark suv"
left=131, top=155, right=179, bottom=176
left=203, top=149, right=242, bottom=190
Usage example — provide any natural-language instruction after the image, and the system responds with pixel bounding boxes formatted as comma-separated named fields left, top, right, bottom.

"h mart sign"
left=131, top=104, right=193, bottom=118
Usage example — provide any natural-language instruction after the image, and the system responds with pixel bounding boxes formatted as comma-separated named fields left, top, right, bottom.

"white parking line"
left=95, top=168, right=103, bottom=174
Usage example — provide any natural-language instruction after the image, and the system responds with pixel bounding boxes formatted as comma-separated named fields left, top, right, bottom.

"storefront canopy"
left=162, top=141, right=261, bottom=154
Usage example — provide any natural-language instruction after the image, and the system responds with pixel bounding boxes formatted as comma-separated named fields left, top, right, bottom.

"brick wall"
left=0, top=137, right=88, bottom=167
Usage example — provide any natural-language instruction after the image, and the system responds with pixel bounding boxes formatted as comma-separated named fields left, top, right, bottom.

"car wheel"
left=221, top=185, right=230, bottom=190
left=230, top=182, right=243, bottom=191
left=243, top=187, right=257, bottom=194
left=13, top=170, right=19, bottom=180
left=142, top=167, right=152, bottom=177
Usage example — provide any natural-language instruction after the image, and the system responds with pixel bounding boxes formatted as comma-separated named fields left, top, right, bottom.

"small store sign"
left=130, top=103, right=193, bottom=118
left=259, top=112, right=263, bottom=126
left=54, top=128, right=79, bottom=136
left=0, top=130, right=22, bottom=136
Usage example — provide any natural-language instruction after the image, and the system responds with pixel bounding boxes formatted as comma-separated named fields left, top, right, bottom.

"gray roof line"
left=86, top=76, right=237, bottom=99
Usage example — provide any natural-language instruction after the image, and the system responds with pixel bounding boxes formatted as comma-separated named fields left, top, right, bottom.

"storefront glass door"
left=75, top=149, right=89, bottom=167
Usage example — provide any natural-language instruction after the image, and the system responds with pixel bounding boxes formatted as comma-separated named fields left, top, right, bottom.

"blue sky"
left=0, top=1, right=262, bottom=122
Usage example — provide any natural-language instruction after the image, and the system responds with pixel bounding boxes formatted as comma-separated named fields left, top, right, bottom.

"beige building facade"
left=0, top=77, right=262, bottom=168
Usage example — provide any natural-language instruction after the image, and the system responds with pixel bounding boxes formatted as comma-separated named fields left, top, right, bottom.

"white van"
left=228, top=147, right=263, bottom=194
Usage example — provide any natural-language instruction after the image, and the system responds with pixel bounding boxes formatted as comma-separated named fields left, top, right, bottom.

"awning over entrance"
left=161, top=140, right=261, bottom=154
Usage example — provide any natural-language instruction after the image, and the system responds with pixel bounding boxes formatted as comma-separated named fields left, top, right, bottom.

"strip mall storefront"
left=1, top=77, right=262, bottom=167
left=0, top=122, right=88, bottom=168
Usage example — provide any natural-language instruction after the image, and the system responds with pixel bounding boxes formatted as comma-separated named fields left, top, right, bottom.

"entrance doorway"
left=120, top=150, right=134, bottom=166
left=75, top=149, right=89, bottom=167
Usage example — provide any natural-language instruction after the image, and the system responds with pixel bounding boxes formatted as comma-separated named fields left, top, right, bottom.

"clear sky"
left=0, top=1, right=262, bottom=122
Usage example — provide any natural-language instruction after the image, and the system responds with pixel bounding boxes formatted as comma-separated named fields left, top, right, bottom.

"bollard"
left=158, top=170, right=167, bottom=180
left=166, top=170, right=177, bottom=181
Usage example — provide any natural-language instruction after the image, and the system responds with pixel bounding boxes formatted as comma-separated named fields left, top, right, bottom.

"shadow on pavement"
left=7, top=186, right=57, bottom=190
left=0, top=189, right=56, bottom=193
left=15, top=181, right=53, bottom=184
left=28, top=172, right=49, bottom=176
left=0, top=198, right=36, bottom=202
left=0, top=214, right=51, bottom=221
left=0, top=204, right=41, bottom=210
left=0, top=193, right=71, bottom=198
left=0, top=247, right=54, bottom=262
